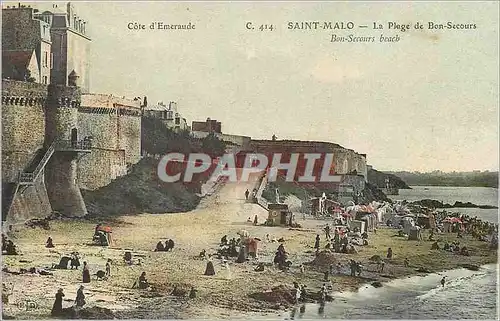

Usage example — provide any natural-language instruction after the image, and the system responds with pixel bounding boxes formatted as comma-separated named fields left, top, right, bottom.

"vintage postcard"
left=1, top=1, right=498, bottom=320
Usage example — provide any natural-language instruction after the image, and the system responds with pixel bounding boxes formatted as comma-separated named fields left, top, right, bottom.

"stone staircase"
left=252, top=171, right=269, bottom=210
left=4, top=139, right=92, bottom=218
left=18, top=140, right=56, bottom=186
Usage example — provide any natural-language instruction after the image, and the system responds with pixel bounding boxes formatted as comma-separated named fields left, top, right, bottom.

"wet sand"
left=2, top=178, right=497, bottom=319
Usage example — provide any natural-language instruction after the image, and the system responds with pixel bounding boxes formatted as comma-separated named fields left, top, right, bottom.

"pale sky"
left=8, top=1, right=499, bottom=172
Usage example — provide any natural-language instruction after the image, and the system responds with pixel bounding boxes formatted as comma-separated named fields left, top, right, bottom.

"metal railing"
left=17, top=139, right=92, bottom=185
left=32, top=141, right=56, bottom=179
left=18, top=141, right=56, bottom=185
left=55, top=140, right=92, bottom=151
left=19, top=172, right=35, bottom=183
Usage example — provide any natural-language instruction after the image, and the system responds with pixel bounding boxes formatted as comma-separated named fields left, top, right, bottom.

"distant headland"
left=384, top=171, right=498, bottom=188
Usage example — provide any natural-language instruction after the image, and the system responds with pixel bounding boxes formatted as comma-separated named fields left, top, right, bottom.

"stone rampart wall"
left=249, top=140, right=367, bottom=179
left=78, top=148, right=126, bottom=190
left=1, top=80, right=47, bottom=182
left=7, top=169, right=52, bottom=223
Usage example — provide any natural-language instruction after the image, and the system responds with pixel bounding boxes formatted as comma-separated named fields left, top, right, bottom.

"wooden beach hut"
left=266, top=203, right=292, bottom=226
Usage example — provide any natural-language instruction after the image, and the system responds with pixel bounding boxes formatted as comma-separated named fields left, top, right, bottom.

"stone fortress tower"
left=44, top=83, right=88, bottom=217
left=2, top=3, right=142, bottom=223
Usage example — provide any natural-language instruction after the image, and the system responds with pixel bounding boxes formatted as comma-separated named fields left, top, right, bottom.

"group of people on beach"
left=244, top=188, right=257, bottom=201
left=50, top=285, right=86, bottom=317
left=431, top=212, right=498, bottom=242
left=154, top=239, right=175, bottom=252
left=293, top=282, right=309, bottom=303
left=314, top=224, right=366, bottom=255
left=5, top=193, right=498, bottom=319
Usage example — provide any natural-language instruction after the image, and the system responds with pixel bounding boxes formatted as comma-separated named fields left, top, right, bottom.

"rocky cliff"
left=367, top=168, right=411, bottom=189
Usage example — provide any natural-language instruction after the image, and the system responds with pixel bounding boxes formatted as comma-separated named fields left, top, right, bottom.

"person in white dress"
left=225, top=262, right=231, bottom=279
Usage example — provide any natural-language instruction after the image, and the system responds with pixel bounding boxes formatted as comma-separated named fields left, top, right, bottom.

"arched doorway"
left=71, top=128, right=78, bottom=147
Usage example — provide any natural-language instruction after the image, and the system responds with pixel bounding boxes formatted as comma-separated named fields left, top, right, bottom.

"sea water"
left=283, top=264, right=498, bottom=320
left=392, top=186, right=498, bottom=223
left=282, top=187, right=499, bottom=320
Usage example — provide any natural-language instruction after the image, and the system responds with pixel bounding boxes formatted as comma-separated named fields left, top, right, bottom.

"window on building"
left=50, top=53, right=53, bottom=69
left=43, top=52, right=48, bottom=67
left=175, top=117, right=180, bottom=125
left=43, top=76, right=48, bottom=84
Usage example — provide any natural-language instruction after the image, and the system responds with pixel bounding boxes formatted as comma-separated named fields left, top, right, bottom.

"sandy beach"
left=2, top=177, right=497, bottom=319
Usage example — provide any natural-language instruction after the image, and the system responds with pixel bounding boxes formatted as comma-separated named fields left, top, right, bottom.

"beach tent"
left=442, top=217, right=463, bottom=233
left=443, top=217, right=462, bottom=223
left=357, top=212, right=376, bottom=232
left=93, top=226, right=112, bottom=246
left=374, top=206, right=387, bottom=223
left=349, top=220, right=366, bottom=234
left=416, top=214, right=430, bottom=228
left=442, top=221, right=452, bottom=233
left=408, top=226, right=423, bottom=240
left=401, top=216, right=415, bottom=235
left=387, top=214, right=401, bottom=227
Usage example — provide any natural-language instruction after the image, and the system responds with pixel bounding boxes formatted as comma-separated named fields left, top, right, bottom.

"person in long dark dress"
left=387, top=247, right=393, bottom=259
left=314, top=234, right=320, bottom=249
left=51, top=288, right=64, bottom=316
left=70, top=252, right=81, bottom=269
left=155, top=241, right=165, bottom=252
left=105, top=259, right=112, bottom=277
left=235, top=246, right=247, bottom=263
left=138, top=272, right=148, bottom=289
left=204, top=260, right=216, bottom=275
left=1, top=233, right=7, bottom=252
left=167, top=239, right=175, bottom=251
left=82, top=261, right=91, bottom=283
left=46, top=236, right=54, bottom=248
left=75, top=285, right=86, bottom=308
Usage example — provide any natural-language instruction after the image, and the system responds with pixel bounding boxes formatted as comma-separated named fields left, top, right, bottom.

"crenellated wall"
left=1, top=80, right=143, bottom=221
left=191, top=131, right=251, bottom=148
left=77, top=93, right=141, bottom=190
left=1, top=80, right=47, bottom=182
left=44, top=84, right=87, bottom=217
